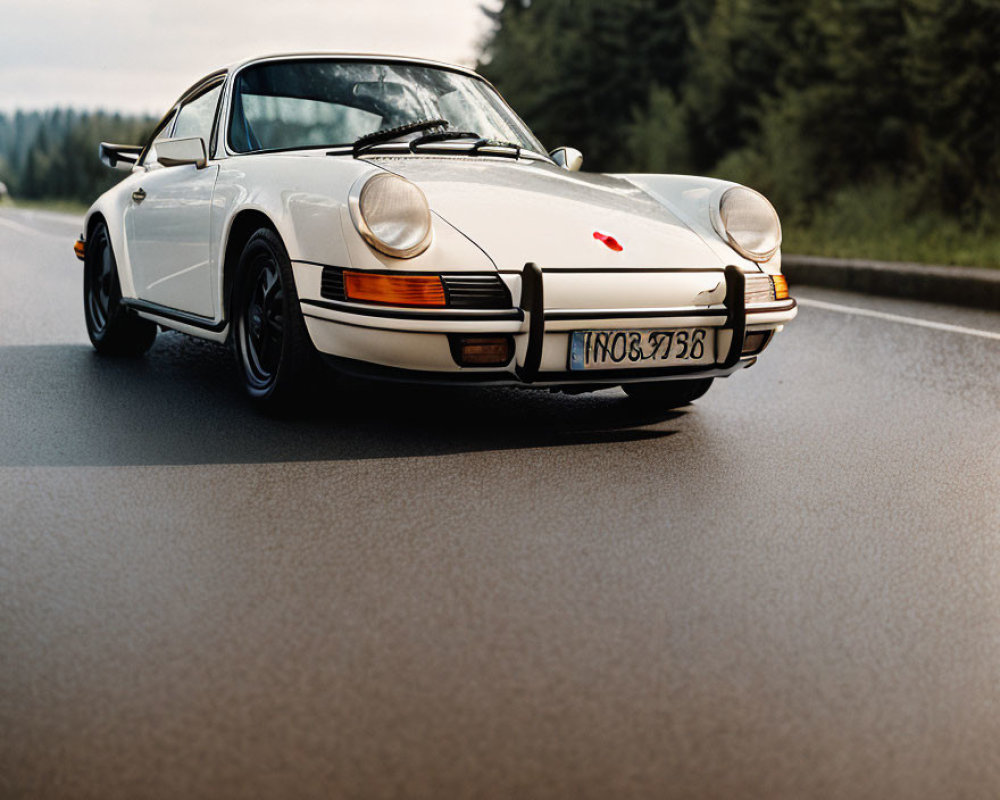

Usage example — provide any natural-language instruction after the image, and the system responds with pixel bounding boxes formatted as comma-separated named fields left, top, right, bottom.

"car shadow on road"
left=0, top=335, right=687, bottom=467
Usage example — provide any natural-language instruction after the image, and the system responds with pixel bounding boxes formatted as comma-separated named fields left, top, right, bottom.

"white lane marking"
left=0, top=212, right=78, bottom=240
left=0, top=214, right=43, bottom=236
left=798, top=297, right=1000, bottom=341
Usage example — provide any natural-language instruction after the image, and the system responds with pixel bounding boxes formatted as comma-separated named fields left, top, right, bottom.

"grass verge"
left=781, top=184, right=999, bottom=269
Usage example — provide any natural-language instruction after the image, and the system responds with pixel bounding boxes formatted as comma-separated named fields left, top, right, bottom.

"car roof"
left=175, top=53, right=486, bottom=108
left=223, top=52, right=482, bottom=80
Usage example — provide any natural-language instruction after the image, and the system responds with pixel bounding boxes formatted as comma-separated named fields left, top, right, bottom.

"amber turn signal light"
left=771, top=274, right=789, bottom=300
left=343, top=271, right=446, bottom=307
left=73, top=239, right=86, bottom=261
left=449, top=335, right=513, bottom=367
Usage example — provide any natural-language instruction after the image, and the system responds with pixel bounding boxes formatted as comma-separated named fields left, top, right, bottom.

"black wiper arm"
left=408, top=130, right=480, bottom=151
left=470, top=137, right=522, bottom=157
left=353, top=119, right=448, bottom=157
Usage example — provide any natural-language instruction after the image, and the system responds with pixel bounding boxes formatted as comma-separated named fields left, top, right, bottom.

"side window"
left=172, top=83, right=223, bottom=145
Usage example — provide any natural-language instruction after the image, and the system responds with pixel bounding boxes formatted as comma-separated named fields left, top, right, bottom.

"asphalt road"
left=2, top=207, right=999, bottom=800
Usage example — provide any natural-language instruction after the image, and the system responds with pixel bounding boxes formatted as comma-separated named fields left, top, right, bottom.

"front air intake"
left=441, top=275, right=512, bottom=309
left=320, top=268, right=346, bottom=301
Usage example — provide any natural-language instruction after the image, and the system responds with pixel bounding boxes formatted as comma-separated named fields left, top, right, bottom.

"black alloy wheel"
left=234, top=228, right=314, bottom=405
left=86, top=226, right=114, bottom=333
left=83, top=221, right=157, bottom=355
left=241, top=252, right=284, bottom=388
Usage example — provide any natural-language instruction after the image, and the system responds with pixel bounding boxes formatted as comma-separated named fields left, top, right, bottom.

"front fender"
left=618, top=174, right=782, bottom=275
left=213, top=155, right=497, bottom=277
left=83, top=168, right=145, bottom=299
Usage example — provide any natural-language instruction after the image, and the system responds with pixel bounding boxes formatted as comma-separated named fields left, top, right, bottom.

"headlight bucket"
left=713, top=186, right=782, bottom=262
left=349, top=172, right=433, bottom=259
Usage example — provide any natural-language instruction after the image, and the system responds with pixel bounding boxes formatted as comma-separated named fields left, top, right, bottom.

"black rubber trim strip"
left=296, top=260, right=497, bottom=278
left=497, top=266, right=729, bottom=275
left=301, top=298, right=522, bottom=322
left=721, top=265, right=746, bottom=368
left=304, top=311, right=522, bottom=338
left=544, top=307, right=727, bottom=321
left=121, top=298, right=227, bottom=332
left=746, top=298, right=797, bottom=314
left=303, top=311, right=444, bottom=332
left=516, top=262, right=544, bottom=382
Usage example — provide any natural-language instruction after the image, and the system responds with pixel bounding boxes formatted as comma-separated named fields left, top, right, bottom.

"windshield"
left=228, top=59, right=546, bottom=156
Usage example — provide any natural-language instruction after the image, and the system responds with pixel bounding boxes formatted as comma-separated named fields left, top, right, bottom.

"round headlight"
left=716, top=186, right=782, bottom=262
left=350, top=173, right=433, bottom=259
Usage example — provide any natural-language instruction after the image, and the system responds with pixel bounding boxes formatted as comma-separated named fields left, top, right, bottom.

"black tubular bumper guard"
left=721, top=265, right=747, bottom=368
left=516, top=262, right=545, bottom=382
left=514, top=262, right=747, bottom=383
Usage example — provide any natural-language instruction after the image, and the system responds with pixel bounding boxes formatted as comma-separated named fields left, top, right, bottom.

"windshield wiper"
left=408, top=130, right=480, bottom=151
left=411, top=134, right=525, bottom=158
left=352, top=119, right=448, bottom=157
left=470, top=138, right=522, bottom=157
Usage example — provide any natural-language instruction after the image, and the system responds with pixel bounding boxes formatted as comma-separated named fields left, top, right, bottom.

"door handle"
left=132, top=188, right=147, bottom=203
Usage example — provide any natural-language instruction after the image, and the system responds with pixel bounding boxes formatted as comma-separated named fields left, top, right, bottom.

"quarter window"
left=173, top=83, right=223, bottom=145
left=141, top=111, right=176, bottom=166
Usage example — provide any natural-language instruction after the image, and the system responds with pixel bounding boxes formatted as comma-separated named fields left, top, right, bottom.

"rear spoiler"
left=99, top=142, right=142, bottom=170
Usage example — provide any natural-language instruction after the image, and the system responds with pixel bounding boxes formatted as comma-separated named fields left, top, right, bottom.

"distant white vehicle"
left=78, top=53, right=795, bottom=407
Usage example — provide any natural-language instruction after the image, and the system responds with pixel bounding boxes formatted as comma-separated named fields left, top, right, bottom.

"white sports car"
left=78, top=53, right=796, bottom=407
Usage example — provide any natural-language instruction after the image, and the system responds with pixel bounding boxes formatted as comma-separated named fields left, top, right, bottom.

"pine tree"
left=906, top=0, right=1000, bottom=217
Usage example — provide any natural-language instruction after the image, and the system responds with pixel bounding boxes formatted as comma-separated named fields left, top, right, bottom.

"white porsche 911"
left=77, top=52, right=796, bottom=407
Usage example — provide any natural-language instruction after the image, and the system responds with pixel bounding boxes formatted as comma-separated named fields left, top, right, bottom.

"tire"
left=232, top=227, right=315, bottom=406
left=83, top=221, right=157, bottom=356
left=623, top=377, right=714, bottom=409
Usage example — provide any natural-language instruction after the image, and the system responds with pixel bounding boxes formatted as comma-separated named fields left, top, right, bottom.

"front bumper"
left=293, top=262, right=797, bottom=386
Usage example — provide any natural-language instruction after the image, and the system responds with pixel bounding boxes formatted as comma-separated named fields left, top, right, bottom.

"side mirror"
left=549, top=146, right=583, bottom=172
left=156, top=137, right=207, bottom=169
left=99, top=142, right=143, bottom=171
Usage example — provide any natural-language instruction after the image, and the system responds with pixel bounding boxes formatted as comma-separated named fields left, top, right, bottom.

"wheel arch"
left=85, top=210, right=108, bottom=239
left=222, top=208, right=280, bottom=326
left=83, top=212, right=109, bottom=274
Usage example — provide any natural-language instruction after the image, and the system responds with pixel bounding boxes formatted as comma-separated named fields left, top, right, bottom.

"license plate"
left=569, top=327, right=715, bottom=370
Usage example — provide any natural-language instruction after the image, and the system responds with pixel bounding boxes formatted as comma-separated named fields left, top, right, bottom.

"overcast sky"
left=0, top=0, right=500, bottom=114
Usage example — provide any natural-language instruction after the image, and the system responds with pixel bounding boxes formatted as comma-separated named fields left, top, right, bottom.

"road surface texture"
left=2, top=208, right=999, bottom=799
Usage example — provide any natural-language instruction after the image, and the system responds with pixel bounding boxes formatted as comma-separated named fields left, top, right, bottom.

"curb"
left=782, top=255, right=1000, bottom=311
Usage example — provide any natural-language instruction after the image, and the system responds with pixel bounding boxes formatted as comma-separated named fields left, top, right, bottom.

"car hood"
left=369, top=157, right=728, bottom=271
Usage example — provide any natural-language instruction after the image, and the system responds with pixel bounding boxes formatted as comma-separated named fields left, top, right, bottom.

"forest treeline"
left=0, top=110, right=153, bottom=202
left=478, top=0, right=1000, bottom=232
